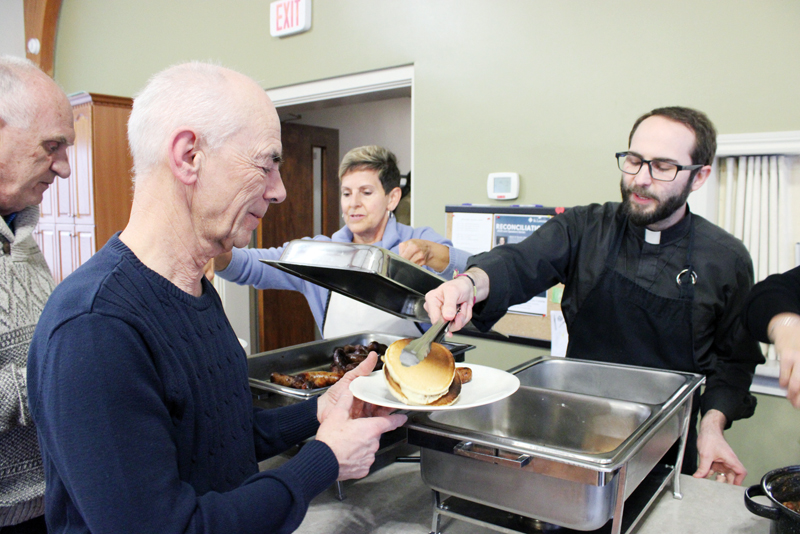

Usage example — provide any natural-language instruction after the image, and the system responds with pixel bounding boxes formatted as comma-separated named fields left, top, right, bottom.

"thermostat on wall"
left=487, top=172, right=519, bottom=200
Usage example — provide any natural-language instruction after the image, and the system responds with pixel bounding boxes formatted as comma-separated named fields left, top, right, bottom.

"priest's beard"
left=620, top=177, right=693, bottom=227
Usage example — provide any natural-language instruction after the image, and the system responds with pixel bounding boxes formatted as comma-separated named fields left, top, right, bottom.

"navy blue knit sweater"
left=27, top=235, right=338, bottom=533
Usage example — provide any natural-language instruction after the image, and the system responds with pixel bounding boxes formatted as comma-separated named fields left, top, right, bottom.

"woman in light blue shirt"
left=215, top=145, right=469, bottom=337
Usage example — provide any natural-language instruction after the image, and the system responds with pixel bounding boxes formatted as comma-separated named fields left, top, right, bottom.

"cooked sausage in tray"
left=247, top=332, right=473, bottom=400
left=270, top=342, right=388, bottom=390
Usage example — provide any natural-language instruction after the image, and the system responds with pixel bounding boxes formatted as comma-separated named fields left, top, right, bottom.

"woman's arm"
left=396, top=225, right=471, bottom=278
left=398, top=239, right=451, bottom=271
left=213, top=238, right=333, bottom=331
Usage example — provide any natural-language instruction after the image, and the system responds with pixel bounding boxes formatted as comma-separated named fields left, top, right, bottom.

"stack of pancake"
left=382, top=338, right=464, bottom=406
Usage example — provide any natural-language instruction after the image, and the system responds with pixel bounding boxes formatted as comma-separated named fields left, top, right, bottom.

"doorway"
left=256, top=122, right=340, bottom=351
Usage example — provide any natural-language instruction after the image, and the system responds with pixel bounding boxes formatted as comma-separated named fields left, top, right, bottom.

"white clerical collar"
left=644, top=228, right=661, bottom=245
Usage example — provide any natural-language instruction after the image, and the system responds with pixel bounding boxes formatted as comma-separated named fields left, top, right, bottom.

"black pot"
left=746, top=465, right=800, bottom=534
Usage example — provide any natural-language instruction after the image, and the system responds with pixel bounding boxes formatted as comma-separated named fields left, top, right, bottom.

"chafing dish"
left=248, top=332, right=473, bottom=403
left=407, top=356, right=704, bottom=534
left=259, top=240, right=445, bottom=322
left=250, top=241, right=474, bottom=501
left=249, top=332, right=474, bottom=501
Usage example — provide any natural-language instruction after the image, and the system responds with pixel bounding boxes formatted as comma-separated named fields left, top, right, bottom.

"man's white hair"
left=0, top=55, right=42, bottom=128
left=127, top=62, right=248, bottom=177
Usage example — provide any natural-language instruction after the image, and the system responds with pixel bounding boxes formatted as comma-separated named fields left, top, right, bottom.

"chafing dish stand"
left=408, top=357, right=703, bottom=534
left=426, top=460, right=681, bottom=534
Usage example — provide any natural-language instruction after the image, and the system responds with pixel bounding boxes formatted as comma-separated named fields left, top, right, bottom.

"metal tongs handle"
left=399, top=309, right=457, bottom=367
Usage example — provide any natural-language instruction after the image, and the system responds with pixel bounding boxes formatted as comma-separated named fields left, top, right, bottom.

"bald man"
left=0, top=55, right=74, bottom=533
left=27, top=62, right=406, bottom=533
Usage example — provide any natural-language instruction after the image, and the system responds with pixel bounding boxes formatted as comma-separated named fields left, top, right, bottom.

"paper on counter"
left=509, top=295, right=548, bottom=316
left=550, top=310, right=569, bottom=357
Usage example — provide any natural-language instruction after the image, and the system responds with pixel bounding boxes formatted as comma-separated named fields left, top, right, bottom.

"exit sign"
left=270, top=0, right=312, bottom=37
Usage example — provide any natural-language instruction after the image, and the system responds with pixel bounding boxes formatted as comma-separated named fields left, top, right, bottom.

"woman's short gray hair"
left=127, top=62, right=247, bottom=177
left=0, top=55, right=41, bottom=128
left=338, top=145, right=401, bottom=193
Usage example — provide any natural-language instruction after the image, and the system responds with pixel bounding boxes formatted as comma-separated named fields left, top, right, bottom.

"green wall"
left=727, top=393, right=800, bottom=486
left=53, top=0, right=800, bottom=486
left=55, top=0, right=800, bottom=224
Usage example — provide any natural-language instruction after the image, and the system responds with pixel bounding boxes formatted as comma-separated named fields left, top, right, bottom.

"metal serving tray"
left=407, top=357, right=704, bottom=534
left=248, top=332, right=474, bottom=401
left=259, top=240, right=446, bottom=322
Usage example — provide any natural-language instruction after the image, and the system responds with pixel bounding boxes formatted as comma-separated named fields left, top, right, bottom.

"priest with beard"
left=424, top=107, right=763, bottom=485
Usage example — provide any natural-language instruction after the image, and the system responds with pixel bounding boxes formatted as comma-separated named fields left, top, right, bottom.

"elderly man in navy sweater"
left=27, top=62, right=406, bottom=534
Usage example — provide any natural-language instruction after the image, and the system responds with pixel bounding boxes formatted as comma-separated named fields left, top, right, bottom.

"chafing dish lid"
left=259, top=240, right=445, bottom=322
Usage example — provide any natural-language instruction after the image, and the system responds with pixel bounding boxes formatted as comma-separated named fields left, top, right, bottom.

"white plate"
left=349, top=363, right=520, bottom=411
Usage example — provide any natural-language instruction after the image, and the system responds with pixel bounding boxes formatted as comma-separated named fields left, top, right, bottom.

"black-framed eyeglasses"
left=615, top=152, right=703, bottom=182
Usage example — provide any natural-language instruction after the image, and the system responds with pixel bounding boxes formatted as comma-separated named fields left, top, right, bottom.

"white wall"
left=291, top=97, right=412, bottom=174
left=213, top=277, right=254, bottom=355
left=0, top=0, right=25, bottom=58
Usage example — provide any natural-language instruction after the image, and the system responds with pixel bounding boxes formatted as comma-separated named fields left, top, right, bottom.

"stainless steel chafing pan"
left=407, top=356, right=704, bottom=534
left=259, top=240, right=445, bottom=322
left=248, top=331, right=477, bottom=503
left=248, top=332, right=474, bottom=401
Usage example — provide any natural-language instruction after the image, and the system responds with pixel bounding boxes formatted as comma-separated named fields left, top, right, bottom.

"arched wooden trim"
left=24, top=0, right=62, bottom=77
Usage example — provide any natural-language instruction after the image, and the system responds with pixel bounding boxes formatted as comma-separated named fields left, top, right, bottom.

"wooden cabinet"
left=34, top=93, right=134, bottom=283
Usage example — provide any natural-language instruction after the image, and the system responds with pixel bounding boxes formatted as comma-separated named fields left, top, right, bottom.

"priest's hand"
left=693, top=409, right=746, bottom=485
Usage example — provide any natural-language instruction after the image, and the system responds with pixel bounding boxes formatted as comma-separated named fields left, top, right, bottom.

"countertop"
left=284, top=459, right=770, bottom=534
